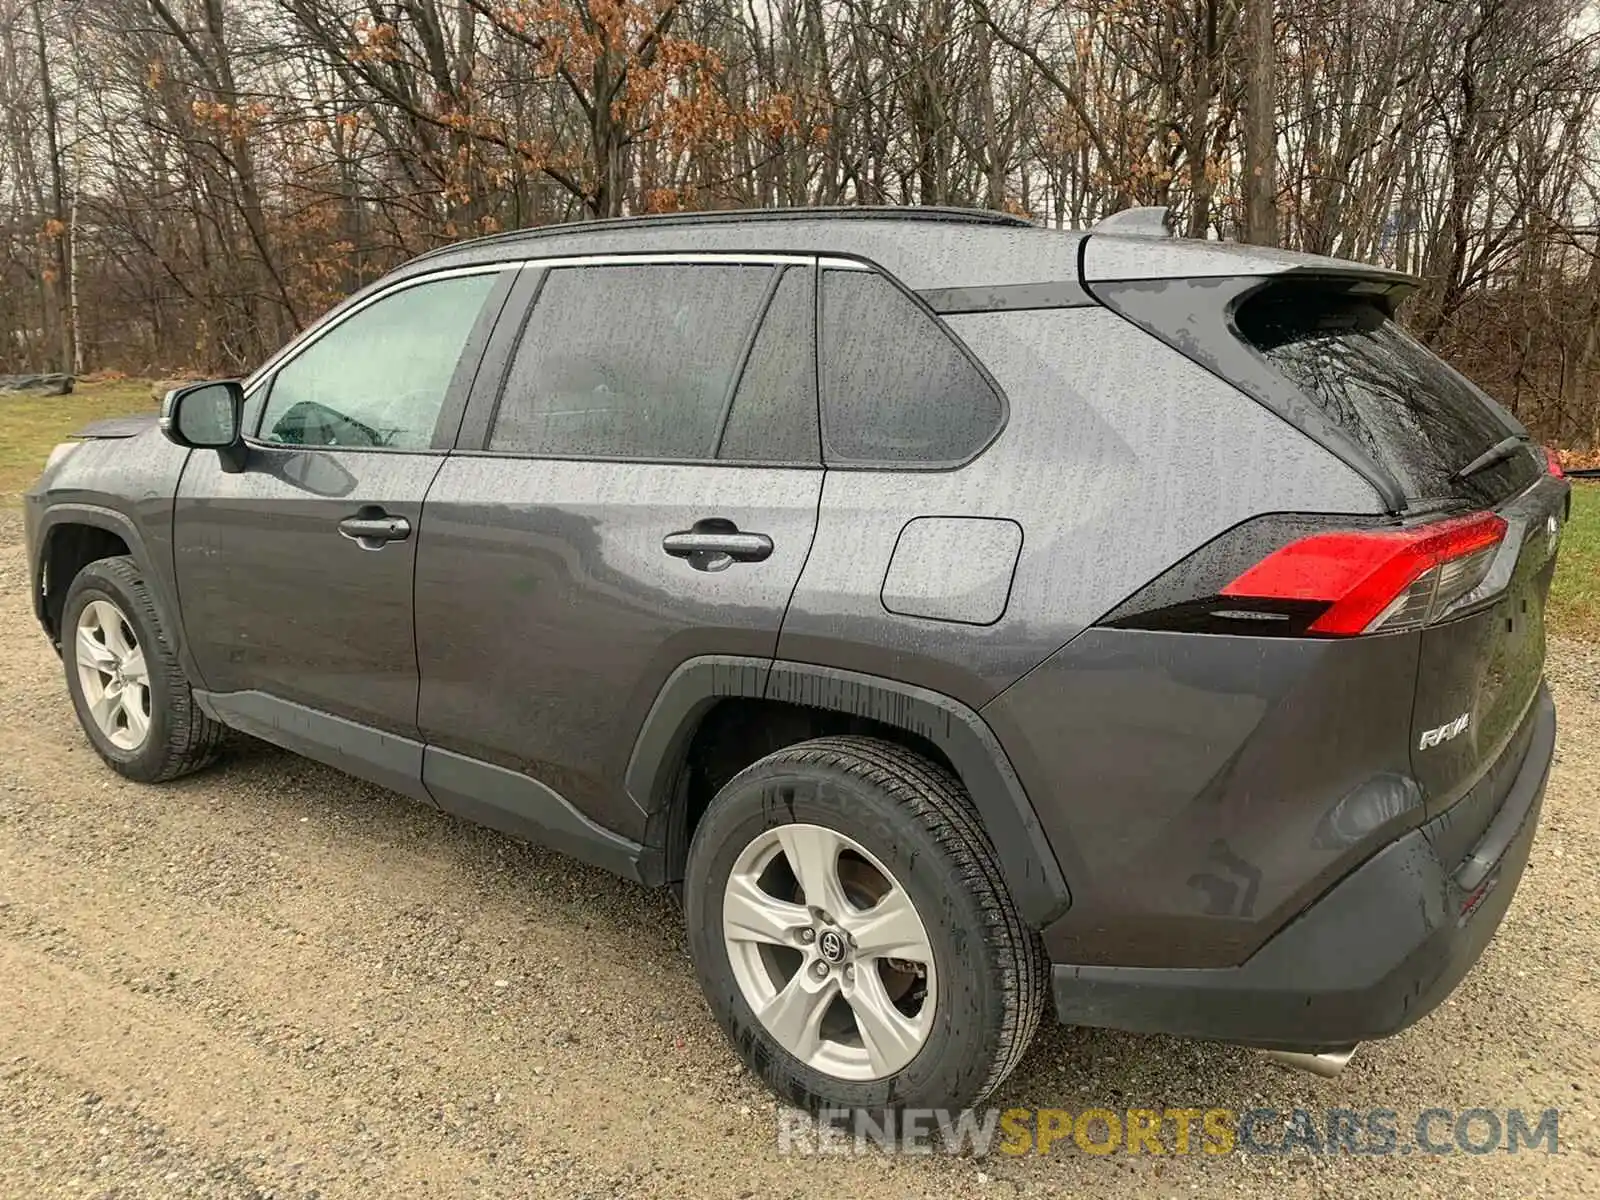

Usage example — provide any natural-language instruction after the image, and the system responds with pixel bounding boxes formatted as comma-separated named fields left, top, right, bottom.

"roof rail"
left=1092, top=206, right=1178, bottom=237
left=408, top=205, right=1036, bottom=266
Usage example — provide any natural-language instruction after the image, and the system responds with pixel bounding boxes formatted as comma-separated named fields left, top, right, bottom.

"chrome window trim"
left=520, top=251, right=818, bottom=269
left=242, top=251, right=832, bottom=399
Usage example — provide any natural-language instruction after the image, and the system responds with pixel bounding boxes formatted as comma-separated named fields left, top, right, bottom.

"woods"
left=2, top=0, right=1600, bottom=443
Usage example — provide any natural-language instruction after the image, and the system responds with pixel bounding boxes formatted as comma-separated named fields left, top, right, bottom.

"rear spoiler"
left=1081, top=211, right=1420, bottom=299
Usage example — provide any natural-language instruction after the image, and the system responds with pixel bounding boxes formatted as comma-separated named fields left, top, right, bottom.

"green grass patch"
left=0, top=379, right=155, bottom=504
left=1550, top=481, right=1600, bottom=640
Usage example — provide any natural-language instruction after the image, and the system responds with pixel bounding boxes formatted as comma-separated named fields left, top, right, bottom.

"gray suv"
left=24, top=207, right=1565, bottom=1113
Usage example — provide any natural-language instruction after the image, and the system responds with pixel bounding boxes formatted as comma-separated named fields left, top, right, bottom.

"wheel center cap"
left=817, top=929, right=848, bottom=964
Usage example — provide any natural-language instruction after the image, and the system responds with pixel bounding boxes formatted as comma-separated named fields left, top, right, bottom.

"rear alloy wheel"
left=723, top=822, right=937, bottom=1080
left=686, top=735, right=1047, bottom=1113
left=61, top=555, right=225, bottom=783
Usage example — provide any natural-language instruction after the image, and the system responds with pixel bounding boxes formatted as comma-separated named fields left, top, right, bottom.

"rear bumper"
left=1050, top=682, right=1555, bottom=1050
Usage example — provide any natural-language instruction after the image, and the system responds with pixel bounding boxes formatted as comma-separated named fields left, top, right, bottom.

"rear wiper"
left=1453, top=434, right=1525, bottom=482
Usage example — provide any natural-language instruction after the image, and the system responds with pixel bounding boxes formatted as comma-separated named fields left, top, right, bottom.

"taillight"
left=1544, top=446, right=1565, bottom=478
left=1220, top=512, right=1507, bottom=635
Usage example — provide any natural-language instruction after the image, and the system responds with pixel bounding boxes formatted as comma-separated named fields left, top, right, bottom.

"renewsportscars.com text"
left=776, top=1106, right=1562, bottom=1157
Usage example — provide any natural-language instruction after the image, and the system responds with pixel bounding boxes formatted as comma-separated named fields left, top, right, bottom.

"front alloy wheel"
left=60, top=555, right=224, bottom=783
left=723, top=822, right=936, bottom=1080
left=74, top=598, right=152, bottom=751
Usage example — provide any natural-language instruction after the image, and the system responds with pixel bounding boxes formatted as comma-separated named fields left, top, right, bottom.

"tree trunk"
left=975, top=21, right=1004, bottom=209
left=29, top=0, right=73, bottom=373
left=1185, top=0, right=1218, bottom=239
left=1241, top=0, right=1277, bottom=245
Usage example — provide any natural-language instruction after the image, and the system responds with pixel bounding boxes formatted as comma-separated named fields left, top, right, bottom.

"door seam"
left=410, top=453, right=454, bottom=797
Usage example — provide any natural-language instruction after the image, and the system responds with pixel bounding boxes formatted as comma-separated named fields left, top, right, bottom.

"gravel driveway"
left=0, top=511, right=1595, bottom=1199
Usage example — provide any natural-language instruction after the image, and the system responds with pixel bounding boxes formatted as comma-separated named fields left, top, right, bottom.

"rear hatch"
left=1234, top=282, right=1566, bottom=820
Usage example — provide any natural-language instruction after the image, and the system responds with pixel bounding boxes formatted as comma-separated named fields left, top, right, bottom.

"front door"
left=414, top=258, right=823, bottom=845
left=173, top=269, right=513, bottom=769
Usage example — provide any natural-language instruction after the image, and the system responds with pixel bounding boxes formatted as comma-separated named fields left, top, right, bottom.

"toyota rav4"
left=24, top=206, right=1565, bottom=1113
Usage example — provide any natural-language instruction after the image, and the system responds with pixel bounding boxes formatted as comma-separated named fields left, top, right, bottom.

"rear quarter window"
left=820, top=269, right=1004, bottom=466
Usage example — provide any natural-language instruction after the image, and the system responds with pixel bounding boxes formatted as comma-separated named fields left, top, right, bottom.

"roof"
left=409, top=205, right=1032, bottom=266
left=384, top=205, right=1408, bottom=299
left=397, top=207, right=1085, bottom=294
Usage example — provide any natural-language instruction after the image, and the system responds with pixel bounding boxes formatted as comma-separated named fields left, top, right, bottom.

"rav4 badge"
left=1419, top=712, right=1471, bottom=750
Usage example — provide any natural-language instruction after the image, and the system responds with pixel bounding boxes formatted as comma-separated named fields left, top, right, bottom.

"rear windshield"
left=1236, top=292, right=1539, bottom=505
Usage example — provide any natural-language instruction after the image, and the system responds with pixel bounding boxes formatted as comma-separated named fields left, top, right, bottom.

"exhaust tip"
left=1262, top=1045, right=1358, bottom=1079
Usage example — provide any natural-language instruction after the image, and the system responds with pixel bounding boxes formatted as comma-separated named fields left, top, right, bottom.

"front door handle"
left=339, top=509, right=411, bottom=550
left=663, top=520, right=773, bottom=572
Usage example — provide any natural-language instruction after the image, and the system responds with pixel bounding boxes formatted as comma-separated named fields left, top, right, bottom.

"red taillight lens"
left=1220, top=512, right=1507, bottom=636
left=1544, top=446, right=1565, bottom=478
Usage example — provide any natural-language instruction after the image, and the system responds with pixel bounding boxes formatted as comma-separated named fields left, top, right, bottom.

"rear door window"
left=820, top=269, right=1003, bottom=466
left=717, top=266, right=819, bottom=464
left=1236, top=291, right=1538, bottom=504
left=490, top=263, right=774, bottom=460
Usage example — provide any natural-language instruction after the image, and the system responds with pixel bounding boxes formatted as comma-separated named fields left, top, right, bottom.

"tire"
left=684, top=735, right=1047, bottom=1112
left=61, top=555, right=224, bottom=783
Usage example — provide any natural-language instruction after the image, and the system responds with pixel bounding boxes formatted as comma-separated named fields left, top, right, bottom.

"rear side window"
left=1236, top=292, right=1537, bottom=503
left=491, top=264, right=773, bottom=460
left=820, top=270, right=1003, bottom=465
left=717, top=267, right=819, bottom=463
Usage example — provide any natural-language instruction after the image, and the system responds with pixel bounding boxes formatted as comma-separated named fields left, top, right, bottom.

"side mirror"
left=160, top=380, right=247, bottom=471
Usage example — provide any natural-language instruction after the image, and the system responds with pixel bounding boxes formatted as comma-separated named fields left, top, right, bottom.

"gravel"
left=0, top=518, right=1595, bottom=1198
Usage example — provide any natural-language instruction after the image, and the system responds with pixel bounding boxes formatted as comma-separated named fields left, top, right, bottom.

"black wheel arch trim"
left=625, top=655, right=1072, bottom=926
left=30, top=502, right=205, bottom=687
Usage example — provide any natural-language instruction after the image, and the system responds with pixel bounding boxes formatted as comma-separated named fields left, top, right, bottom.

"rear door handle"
left=339, top=510, right=411, bottom=549
left=662, top=521, right=773, bottom=571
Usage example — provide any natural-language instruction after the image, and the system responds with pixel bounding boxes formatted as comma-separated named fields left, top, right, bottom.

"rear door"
left=1235, top=282, right=1564, bottom=816
left=414, top=256, right=823, bottom=843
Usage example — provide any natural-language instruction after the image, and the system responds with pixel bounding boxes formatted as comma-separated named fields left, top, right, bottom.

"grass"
left=1550, top=481, right=1600, bottom=640
left=0, top=378, right=156, bottom=504
left=3, top=378, right=1597, bottom=640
